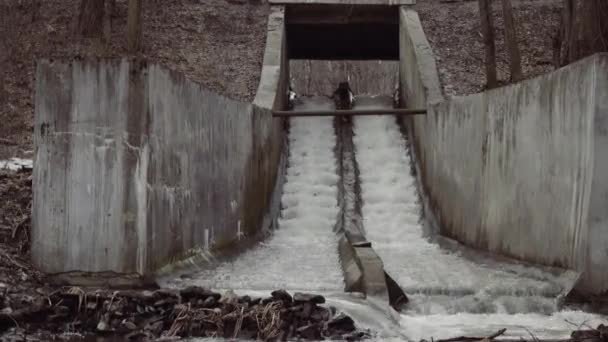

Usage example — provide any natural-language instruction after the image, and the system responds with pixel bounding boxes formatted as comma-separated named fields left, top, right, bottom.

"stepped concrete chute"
left=399, top=7, right=608, bottom=295
left=32, top=6, right=288, bottom=284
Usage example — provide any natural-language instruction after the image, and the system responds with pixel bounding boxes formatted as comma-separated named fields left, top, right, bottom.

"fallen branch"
left=436, top=328, right=507, bottom=342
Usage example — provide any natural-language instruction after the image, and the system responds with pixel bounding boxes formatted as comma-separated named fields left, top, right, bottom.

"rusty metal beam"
left=272, top=108, right=427, bottom=117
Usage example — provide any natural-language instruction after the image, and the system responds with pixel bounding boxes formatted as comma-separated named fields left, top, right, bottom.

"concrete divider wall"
left=399, top=7, right=608, bottom=294
left=33, top=7, right=288, bottom=279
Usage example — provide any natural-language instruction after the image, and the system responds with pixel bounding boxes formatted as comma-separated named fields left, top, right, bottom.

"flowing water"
left=163, top=96, right=607, bottom=341
left=165, top=97, right=344, bottom=294
left=351, top=96, right=606, bottom=340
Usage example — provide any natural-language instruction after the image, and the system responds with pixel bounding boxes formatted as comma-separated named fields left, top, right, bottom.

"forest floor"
left=415, top=0, right=562, bottom=96
left=0, top=0, right=269, bottom=160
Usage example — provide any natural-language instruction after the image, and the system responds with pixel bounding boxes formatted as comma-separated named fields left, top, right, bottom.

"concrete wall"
left=33, top=7, right=288, bottom=278
left=399, top=7, right=608, bottom=294
left=290, top=60, right=399, bottom=96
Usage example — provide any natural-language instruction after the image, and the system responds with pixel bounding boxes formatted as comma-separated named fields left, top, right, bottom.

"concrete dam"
left=31, top=0, right=608, bottom=339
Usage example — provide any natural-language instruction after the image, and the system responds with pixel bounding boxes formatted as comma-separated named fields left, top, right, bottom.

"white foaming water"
left=400, top=311, right=607, bottom=341
left=168, top=97, right=344, bottom=293
left=352, top=97, right=607, bottom=339
left=0, top=158, right=33, bottom=171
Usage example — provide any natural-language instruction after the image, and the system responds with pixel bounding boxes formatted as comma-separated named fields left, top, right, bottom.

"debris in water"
left=0, top=286, right=372, bottom=340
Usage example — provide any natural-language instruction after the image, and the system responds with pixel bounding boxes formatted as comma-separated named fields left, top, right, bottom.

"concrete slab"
left=271, top=0, right=415, bottom=4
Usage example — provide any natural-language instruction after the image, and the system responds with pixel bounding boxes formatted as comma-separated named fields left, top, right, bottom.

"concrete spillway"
left=165, top=98, right=344, bottom=294
left=30, top=1, right=608, bottom=339
left=348, top=97, right=606, bottom=339
left=160, top=95, right=607, bottom=340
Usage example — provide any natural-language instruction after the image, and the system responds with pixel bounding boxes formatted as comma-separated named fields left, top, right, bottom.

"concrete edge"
left=399, top=7, right=444, bottom=105
left=333, top=116, right=408, bottom=311
left=152, top=107, right=289, bottom=283
left=253, top=5, right=287, bottom=110
left=153, top=6, right=290, bottom=283
left=269, top=0, right=415, bottom=5
left=397, top=116, right=583, bottom=302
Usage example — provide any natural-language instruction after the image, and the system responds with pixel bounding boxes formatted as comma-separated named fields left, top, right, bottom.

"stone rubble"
left=1, top=286, right=371, bottom=341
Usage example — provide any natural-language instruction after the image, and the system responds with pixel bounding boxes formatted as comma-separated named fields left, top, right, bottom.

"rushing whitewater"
left=165, top=95, right=606, bottom=341
left=351, top=96, right=606, bottom=340
left=167, top=97, right=344, bottom=293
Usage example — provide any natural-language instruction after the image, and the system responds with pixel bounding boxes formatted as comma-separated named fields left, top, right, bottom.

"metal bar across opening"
left=272, top=108, right=427, bottom=117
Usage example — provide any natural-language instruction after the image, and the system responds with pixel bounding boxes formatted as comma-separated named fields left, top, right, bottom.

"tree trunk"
left=563, top=0, right=579, bottom=64
left=552, top=10, right=564, bottom=69
left=501, top=0, right=523, bottom=81
left=78, top=0, right=105, bottom=37
left=479, top=0, right=497, bottom=88
left=580, top=0, right=608, bottom=56
left=127, top=0, right=142, bottom=52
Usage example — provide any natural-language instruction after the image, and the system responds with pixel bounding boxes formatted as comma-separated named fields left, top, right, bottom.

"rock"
left=271, top=289, right=293, bottom=304
left=118, top=290, right=155, bottom=304
left=293, top=292, right=325, bottom=304
left=202, top=296, right=216, bottom=308
left=154, top=297, right=177, bottom=307
left=250, top=297, right=261, bottom=306
left=311, top=307, right=331, bottom=322
left=326, top=313, right=355, bottom=333
left=153, top=288, right=179, bottom=298
left=219, top=290, right=238, bottom=305
left=297, top=323, right=321, bottom=340
left=126, top=331, right=156, bottom=340
left=301, top=302, right=315, bottom=319
left=53, top=305, right=70, bottom=316
left=343, top=330, right=371, bottom=341
left=145, top=320, right=164, bottom=335
left=238, top=295, right=251, bottom=304
left=179, top=286, right=221, bottom=301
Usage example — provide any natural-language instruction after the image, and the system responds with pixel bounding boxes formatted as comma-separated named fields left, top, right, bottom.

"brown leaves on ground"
left=0, top=0, right=269, bottom=159
left=415, top=0, right=562, bottom=96
left=0, top=170, right=31, bottom=255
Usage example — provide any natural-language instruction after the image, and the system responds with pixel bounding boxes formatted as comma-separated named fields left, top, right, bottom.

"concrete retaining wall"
left=33, top=7, right=288, bottom=279
left=399, top=7, right=608, bottom=294
left=290, top=60, right=398, bottom=96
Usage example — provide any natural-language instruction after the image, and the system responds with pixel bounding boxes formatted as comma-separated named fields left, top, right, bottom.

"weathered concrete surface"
left=291, top=60, right=398, bottom=96
left=254, top=6, right=288, bottom=111
left=271, top=0, right=415, bottom=4
left=399, top=7, right=608, bottom=294
left=33, top=5, right=288, bottom=281
left=33, top=57, right=285, bottom=278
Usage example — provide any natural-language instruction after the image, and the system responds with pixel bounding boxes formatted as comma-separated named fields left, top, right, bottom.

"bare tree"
left=555, top=0, right=608, bottom=67
left=501, top=0, right=522, bottom=81
left=127, top=0, right=142, bottom=52
left=78, top=0, right=105, bottom=37
left=479, top=0, right=498, bottom=88
left=563, top=0, right=578, bottom=64
left=579, top=0, right=608, bottom=58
